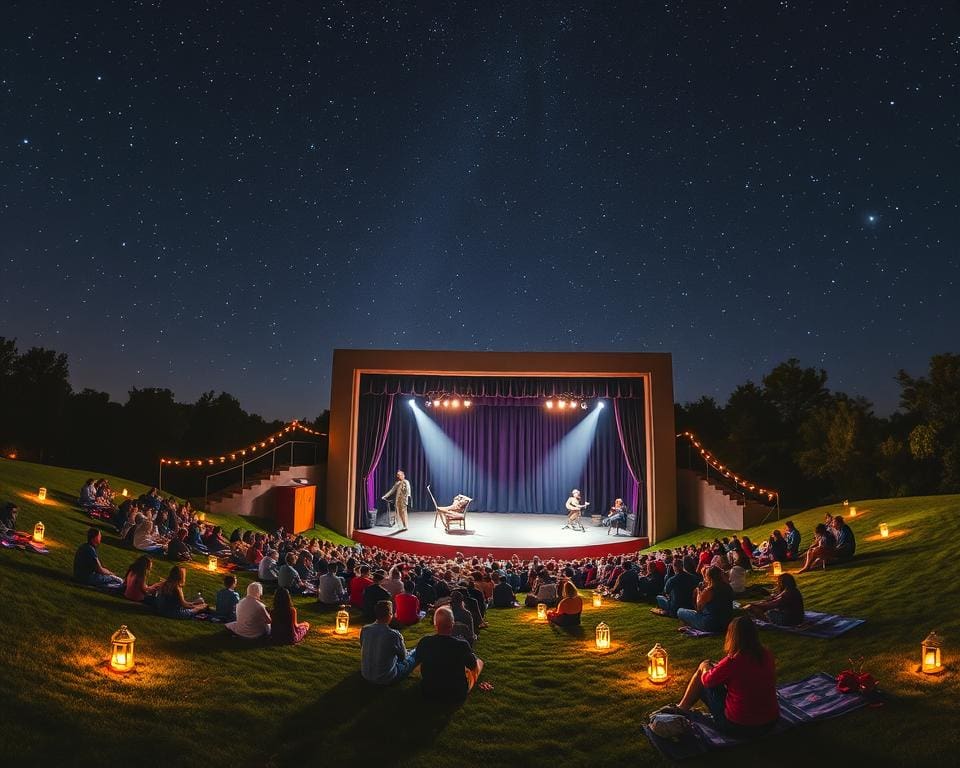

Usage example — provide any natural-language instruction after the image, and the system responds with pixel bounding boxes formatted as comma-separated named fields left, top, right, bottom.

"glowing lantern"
left=647, top=642, right=669, bottom=684
left=842, top=500, right=849, bottom=508
left=109, top=625, right=136, bottom=673
left=335, top=606, right=350, bottom=635
left=879, top=523, right=889, bottom=538
left=772, top=561, right=782, bottom=577
left=33, top=521, right=45, bottom=542
left=197, top=512, right=206, bottom=522
left=595, top=622, right=611, bottom=649
left=121, top=488, right=128, bottom=497
left=849, top=506, right=857, bottom=517
left=37, top=487, right=47, bottom=501
left=537, top=603, right=547, bottom=621
left=922, top=631, right=943, bottom=674
left=592, top=591, right=602, bottom=607
left=207, top=554, right=218, bottom=571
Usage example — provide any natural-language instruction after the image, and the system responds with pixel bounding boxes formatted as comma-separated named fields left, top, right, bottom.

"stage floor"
left=352, top=510, right=648, bottom=559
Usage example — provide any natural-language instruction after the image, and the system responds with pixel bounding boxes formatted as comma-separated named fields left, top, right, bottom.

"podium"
left=275, top=484, right=316, bottom=534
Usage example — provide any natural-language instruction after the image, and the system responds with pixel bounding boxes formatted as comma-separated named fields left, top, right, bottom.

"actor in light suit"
left=382, top=470, right=412, bottom=531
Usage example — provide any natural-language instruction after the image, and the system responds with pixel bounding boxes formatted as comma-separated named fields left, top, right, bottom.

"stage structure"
left=326, top=350, right=677, bottom=547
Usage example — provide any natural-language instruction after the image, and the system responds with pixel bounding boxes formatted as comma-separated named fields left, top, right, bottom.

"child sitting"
left=215, top=574, right=241, bottom=621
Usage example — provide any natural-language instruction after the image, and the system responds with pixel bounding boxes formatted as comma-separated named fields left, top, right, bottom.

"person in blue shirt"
left=215, top=574, right=241, bottom=621
left=832, top=516, right=856, bottom=559
left=656, top=556, right=700, bottom=617
left=783, top=521, right=801, bottom=560
left=72, top=527, right=123, bottom=589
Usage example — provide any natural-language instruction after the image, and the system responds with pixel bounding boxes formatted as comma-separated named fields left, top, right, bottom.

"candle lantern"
left=121, top=488, right=128, bottom=497
left=842, top=499, right=849, bottom=507
left=335, top=606, right=350, bottom=634
left=197, top=512, right=206, bottom=522
left=595, top=622, right=611, bottom=649
left=592, top=591, right=602, bottom=608
left=110, top=625, right=136, bottom=673
left=772, top=561, right=782, bottom=577
left=207, top=554, right=218, bottom=571
left=922, top=631, right=943, bottom=674
left=33, top=521, right=45, bottom=542
left=537, top=603, right=547, bottom=621
left=879, top=523, right=889, bottom=538
left=647, top=642, right=669, bottom=683
left=37, top=487, right=47, bottom=501
left=849, top=506, right=857, bottom=517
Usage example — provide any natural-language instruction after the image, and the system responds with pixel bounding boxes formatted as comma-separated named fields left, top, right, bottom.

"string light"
left=676, top=431, right=779, bottom=502
left=160, top=420, right=326, bottom=468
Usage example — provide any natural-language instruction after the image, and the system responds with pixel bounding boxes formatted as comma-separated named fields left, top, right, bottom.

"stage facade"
left=326, top=350, right=677, bottom=546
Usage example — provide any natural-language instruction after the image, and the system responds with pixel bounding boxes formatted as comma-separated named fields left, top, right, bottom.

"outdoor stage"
left=352, top=510, right=649, bottom=559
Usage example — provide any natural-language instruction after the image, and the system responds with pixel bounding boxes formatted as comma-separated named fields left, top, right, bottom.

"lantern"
left=37, top=487, right=47, bottom=501
left=647, top=642, right=669, bottom=683
left=335, top=606, right=350, bottom=635
left=922, top=631, right=943, bottom=674
left=121, top=488, right=128, bottom=497
left=879, top=523, right=889, bottom=538
left=849, top=506, right=857, bottom=517
left=842, top=500, right=849, bottom=507
left=197, top=512, right=206, bottom=522
left=592, top=591, right=602, bottom=607
left=595, top=622, right=611, bottom=649
left=772, top=561, right=782, bottom=577
left=109, top=625, right=136, bottom=673
left=207, top=554, right=218, bottom=571
left=537, top=603, right=547, bottom=621
left=33, top=521, right=45, bottom=542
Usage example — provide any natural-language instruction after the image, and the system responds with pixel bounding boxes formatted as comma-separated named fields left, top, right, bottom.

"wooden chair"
left=427, top=485, right=470, bottom=533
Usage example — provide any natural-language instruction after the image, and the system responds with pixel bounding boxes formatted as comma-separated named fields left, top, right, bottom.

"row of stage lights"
left=422, top=397, right=472, bottom=409
left=418, top=396, right=604, bottom=411
left=545, top=398, right=589, bottom=411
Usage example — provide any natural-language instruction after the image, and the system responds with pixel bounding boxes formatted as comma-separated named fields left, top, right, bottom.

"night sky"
left=2, top=1, right=957, bottom=419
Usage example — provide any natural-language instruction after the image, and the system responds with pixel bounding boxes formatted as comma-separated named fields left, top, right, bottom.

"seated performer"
left=602, top=498, right=628, bottom=528
left=564, top=489, right=589, bottom=530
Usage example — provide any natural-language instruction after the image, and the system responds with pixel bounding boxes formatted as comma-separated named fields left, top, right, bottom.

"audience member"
left=745, top=574, right=804, bottom=627
left=123, top=555, right=160, bottom=604
left=360, top=600, right=418, bottom=684
left=155, top=565, right=207, bottom=619
left=271, top=587, right=310, bottom=644
left=73, top=528, right=123, bottom=589
left=228, top=582, right=272, bottom=639
left=215, top=574, right=241, bottom=621
left=414, top=606, right=483, bottom=702
left=547, top=580, right=583, bottom=626
left=677, top=566, right=734, bottom=633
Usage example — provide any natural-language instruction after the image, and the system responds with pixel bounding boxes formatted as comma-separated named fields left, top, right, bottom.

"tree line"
left=0, top=337, right=328, bottom=496
left=675, top=354, right=960, bottom=507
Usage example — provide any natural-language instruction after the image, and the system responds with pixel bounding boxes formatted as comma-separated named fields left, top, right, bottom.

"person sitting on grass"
left=227, top=582, right=272, bottom=639
left=133, top=511, right=166, bottom=553
left=744, top=573, right=804, bottom=627
left=350, top=564, right=374, bottom=608
left=270, top=587, right=310, bottom=645
left=123, top=555, right=161, bottom=605
left=658, top=616, right=779, bottom=737
left=832, top=515, right=856, bottom=561
left=524, top=568, right=558, bottom=607
left=796, top=523, right=836, bottom=573
left=317, top=561, right=347, bottom=608
left=360, top=599, right=418, bottom=684
left=278, top=552, right=306, bottom=594
left=79, top=478, right=98, bottom=508
left=491, top=572, right=517, bottom=608
left=784, top=520, right=801, bottom=560
left=73, top=528, right=124, bottom=589
left=449, top=591, right=476, bottom=646
left=677, top=565, right=734, bottom=634
left=414, top=606, right=483, bottom=703
left=0, top=502, right=18, bottom=536
left=166, top=530, right=192, bottom=561
left=215, top=574, right=241, bottom=622
left=155, top=565, right=207, bottom=619
left=547, top=580, right=583, bottom=627
left=258, top=548, right=280, bottom=584
left=655, top=556, right=700, bottom=617
left=295, top=550, right=316, bottom=584
left=394, top=579, right=422, bottom=625
left=612, top=560, right=642, bottom=601
left=363, top=570, right=392, bottom=620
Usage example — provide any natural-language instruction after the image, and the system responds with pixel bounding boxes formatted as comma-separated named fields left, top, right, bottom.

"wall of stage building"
left=326, top=349, right=678, bottom=544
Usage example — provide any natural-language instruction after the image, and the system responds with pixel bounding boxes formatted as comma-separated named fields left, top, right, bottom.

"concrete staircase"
left=677, top=468, right=773, bottom=530
left=207, top=464, right=323, bottom=518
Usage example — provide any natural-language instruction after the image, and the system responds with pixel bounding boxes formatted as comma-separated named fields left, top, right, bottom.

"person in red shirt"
left=668, top=616, right=780, bottom=736
left=394, top=581, right=421, bottom=625
left=349, top=564, right=374, bottom=608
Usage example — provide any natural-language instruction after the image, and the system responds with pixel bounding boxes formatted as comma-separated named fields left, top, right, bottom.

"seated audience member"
left=271, top=587, right=310, bottom=645
left=449, top=591, right=476, bottom=645
left=317, top=561, right=347, bottom=607
left=414, top=606, right=484, bottom=702
left=547, top=580, right=583, bottom=626
left=123, top=555, right=161, bottom=604
left=155, top=565, right=207, bottom=619
left=0, top=502, right=18, bottom=535
left=166, top=530, right=192, bottom=561
left=613, top=561, right=643, bottom=601
left=382, top=566, right=405, bottom=597
left=491, top=573, right=517, bottom=608
left=663, top=616, right=779, bottom=737
left=258, top=549, right=280, bottom=583
left=728, top=564, right=747, bottom=594
left=832, top=516, right=856, bottom=560
left=796, top=523, right=837, bottom=573
left=228, top=582, right=272, bottom=639
left=638, top=559, right=665, bottom=600
left=133, top=512, right=165, bottom=553
left=677, top=566, right=734, bottom=634
left=783, top=521, right=801, bottom=560
left=363, top=570, right=392, bottom=620
left=215, top=574, right=241, bottom=622
left=202, top=525, right=230, bottom=553
left=79, top=479, right=98, bottom=508
left=416, top=570, right=438, bottom=608
left=524, top=571, right=558, bottom=608
left=278, top=552, right=306, bottom=594
left=394, top=580, right=422, bottom=625
left=744, top=574, right=804, bottom=627
left=767, top=530, right=788, bottom=564
left=350, top=564, right=374, bottom=608
left=360, top=600, right=418, bottom=684
left=656, top=556, right=700, bottom=617
left=73, top=528, right=124, bottom=589
left=295, top=550, right=316, bottom=583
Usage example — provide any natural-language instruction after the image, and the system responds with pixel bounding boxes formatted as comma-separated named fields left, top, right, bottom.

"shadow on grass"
left=550, top=623, right=586, bottom=639
left=261, top=672, right=458, bottom=768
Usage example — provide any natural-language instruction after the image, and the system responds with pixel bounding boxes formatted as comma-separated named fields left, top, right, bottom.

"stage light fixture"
left=433, top=399, right=441, bottom=407
left=597, top=401, right=606, bottom=410
left=451, top=399, right=460, bottom=408
left=408, top=398, right=416, bottom=408
left=580, top=401, right=588, bottom=410
left=424, top=400, right=431, bottom=407
left=442, top=400, right=450, bottom=408
left=558, top=400, right=567, bottom=410
left=463, top=400, right=472, bottom=408
left=545, top=400, right=554, bottom=409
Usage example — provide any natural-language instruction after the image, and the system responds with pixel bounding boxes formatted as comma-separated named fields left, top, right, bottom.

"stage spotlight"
left=442, top=400, right=450, bottom=408
left=558, top=400, right=567, bottom=410
left=580, top=401, right=588, bottom=410
left=408, top=398, right=416, bottom=407
left=433, top=399, right=441, bottom=407
left=463, top=400, right=472, bottom=408
left=424, top=399, right=431, bottom=407
left=545, top=400, right=554, bottom=409
left=451, top=399, right=461, bottom=408
left=597, top=401, right=606, bottom=410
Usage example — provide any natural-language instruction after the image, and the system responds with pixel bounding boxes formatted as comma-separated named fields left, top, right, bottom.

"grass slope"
left=1, top=457, right=958, bottom=768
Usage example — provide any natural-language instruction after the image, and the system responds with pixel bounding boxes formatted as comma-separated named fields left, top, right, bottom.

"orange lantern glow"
left=772, top=561, right=782, bottom=577
left=849, top=506, right=857, bottom=517
left=879, top=523, right=889, bottom=538
left=33, top=521, right=45, bottom=542
left=595, top=622, right=610, bottom=649
left=922, top=631, right=943, bottom=674
left=110, top=625, right=136, bottom=673
left=537, top=603, right=547, bottom=621
left=335, top=606, right=350, bottom=634
left=121, top=488, right=128, bottom=497
left=592, top=591, right=602, bottom=608
left=647, top=642, right=669, bottom=683
left=207, top=554, right=218, bottom=571
left=37, top=487, right=47, bottom=501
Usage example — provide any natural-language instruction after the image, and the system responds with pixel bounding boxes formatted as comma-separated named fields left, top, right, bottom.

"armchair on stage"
left=427, top=485, right=471, bottom=533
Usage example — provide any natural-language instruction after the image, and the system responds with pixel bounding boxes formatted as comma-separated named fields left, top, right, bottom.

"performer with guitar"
left=563, top=488, right=589, bottom=531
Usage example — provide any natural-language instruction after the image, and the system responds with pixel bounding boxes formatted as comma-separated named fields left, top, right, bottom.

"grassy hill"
left=1, top=457, right=958, bottom=767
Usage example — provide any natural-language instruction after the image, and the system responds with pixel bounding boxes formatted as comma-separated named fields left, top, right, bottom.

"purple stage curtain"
left=355, top=393, right=394, bottom=529
left=373, top=401, right=642, bottom=531
left=614, top=397, right=647, bottom=536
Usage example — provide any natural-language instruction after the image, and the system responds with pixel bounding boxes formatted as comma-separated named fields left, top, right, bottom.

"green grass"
left=1, top=457, right=958, bottom=767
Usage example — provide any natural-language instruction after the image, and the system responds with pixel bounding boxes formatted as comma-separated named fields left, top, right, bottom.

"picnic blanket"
left=1, top=531, right=50, bottom=554
left=644, top=672, right=876, bottom=760
left=753, top=611, right=865, bottom=639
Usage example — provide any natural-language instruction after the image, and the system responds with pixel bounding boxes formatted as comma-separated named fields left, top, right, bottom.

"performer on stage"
left=382, top=470, right=412, bottom=532
left=564, top=489, right=589, bottom=530
left=602, top=498, right=628, bottom=528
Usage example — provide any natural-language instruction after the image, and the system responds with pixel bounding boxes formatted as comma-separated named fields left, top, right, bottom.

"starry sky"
left=2, top=1, right=957, bottom=419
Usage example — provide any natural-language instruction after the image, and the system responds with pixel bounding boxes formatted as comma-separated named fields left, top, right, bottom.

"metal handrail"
left=202, top=439, right=320, bottom=506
